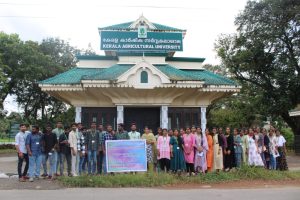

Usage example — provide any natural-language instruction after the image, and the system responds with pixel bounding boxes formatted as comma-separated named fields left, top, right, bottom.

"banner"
left=105, top=140, right=147, bottom=172
left=100, top=30, right=183, bottom=52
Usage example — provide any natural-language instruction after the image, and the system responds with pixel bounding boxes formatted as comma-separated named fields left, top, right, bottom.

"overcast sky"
left=1, top=0, right=249, bottom=113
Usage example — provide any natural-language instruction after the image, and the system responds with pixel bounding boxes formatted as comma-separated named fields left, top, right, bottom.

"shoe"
left=41, top=174, right=48, bottom=178
left=35, top=176, right=39, bottom=180
left=19, top=177, right=26, bottom=182
left=23, top=176, right=30, bottom=179
left=29, top=178, right=34, bottom=182
left=48, top=176, right=52, bottom=179
left=55, top=173, right=60, bottom=177
left=73, top=173, right=78, bottom=177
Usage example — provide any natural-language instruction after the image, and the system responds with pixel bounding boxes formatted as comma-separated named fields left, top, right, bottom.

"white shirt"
left=128, top=131, right=141, bottom=140
left=276, top=135, right=286, bottom=147
left=269, top=135, right=278, bottom=155
left=15, top=131, right=28, bottom=153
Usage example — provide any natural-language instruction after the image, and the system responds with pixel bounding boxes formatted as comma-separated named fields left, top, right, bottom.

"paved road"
left=0, top=188, right=299, bottom=200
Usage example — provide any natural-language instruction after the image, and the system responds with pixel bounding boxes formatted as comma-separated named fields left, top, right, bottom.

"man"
left=15, top=124, right=29, bottom=182
left=77, top=124, right=86, bottom=175
left=115, top=123, right=129, bottom=140
left=59, top=127, right=72, bottom=176
left=52, top=121, right=64, bottom=176
left=75, top=123, right=83, bottom=175
left=97, top=124, right=105, bottom=174
left=68, top=123, right=78, bottom=176
left=275, top=130, right=288, bottom=170
left=26, top=125, right=42, bottom=182
left=102, top=124, right=116, bottom=174
left=128, top=123, right=140, bottom=140
left=41, top=124, right=58, bottom=180
left=86, top=122, right=99, bottom=175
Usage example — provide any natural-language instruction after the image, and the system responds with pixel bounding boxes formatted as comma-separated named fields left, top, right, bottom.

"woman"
left=224, top=127, right=235, bottom=171
left=157, top=129, right=171, bottom=172
left=241, top=129, right=249, bottom=165
left=212, top=127, right=223, bottom=173
left=275, top=130, right=288, bottom=171
left=248, top=128, right=264, bottom=167
left=233, top=128, right=242, bottom=168
left=141, top=126, right=156, bottom=172
left=182, top=127, right=195, bottom=176
left=194, top=127, right=208, bottom=174
left=268, top=129, right=278, bottom=170
left=168, top=129, right=174, bottom=137
left=205, top=128, right=214, bottom=172
left=170, top=129, right=186, bottom=173
left=262, top=128, right=270, bottom=169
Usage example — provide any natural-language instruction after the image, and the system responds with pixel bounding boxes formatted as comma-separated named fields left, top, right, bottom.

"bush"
left=0, top=144, right=15, bottom=150
left=281, top=128, right=294, bottom=149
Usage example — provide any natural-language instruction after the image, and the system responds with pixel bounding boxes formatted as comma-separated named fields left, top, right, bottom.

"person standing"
left=97, top=124, right=105, bottom=174
left=233, top=128, right=243, bottom=168
left=241, top=129, right=249, bottom=165
left=262, top=128, right=270, bottom=169
left=224, top=127, right=235, bottom=171
left=170, top=129, right=186, bottom=173
left=268, top=129, right=278, bottom=170
left=128, top=123, right=141, bottom=140
left=205, top=128, right=214, bottom=172
left=115, top=123, right=129, bottom=140
left=78, top=125, right=86, bottom=175
left=212, top=127, right=223, bottom=173
left=59, top=127, right=71, bottom=176
left=248, top=128, right=264, bottom=167
left=26, top=125, right=43, bottom=182
left=86, top=122, right=99, bottom=175
left=218, top=127, right=227, bottom=167
left=256, top=127, right=266, bottom=167
left=141, top=126, right=156, bottom=172
left=15, top=124, right=29, bottom=182
left=75, top=123, right=83, bottom=175
left=183, top=127, right=195, bottom=176
left=194, top=127, right=208, bottom=174
left=157, top=128, right=171, bottom=172
left=101, top=124, right=116, bottom=173
left=52, top=121, right=64, bottom=177
left=68, top=123, right=78, bottom=176
left=275, top=130, right=288, bottom=171
left=41, top=124, right=58, bottom=180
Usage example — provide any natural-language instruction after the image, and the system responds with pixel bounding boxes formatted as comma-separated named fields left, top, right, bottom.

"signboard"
left=100, top=30, right=183, bottom=52
left=105, top=140, right=147, bottom=172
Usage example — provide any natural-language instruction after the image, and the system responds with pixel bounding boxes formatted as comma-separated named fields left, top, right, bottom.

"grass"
left=0, top=148, right=16, bottom=154
left=58, top=166, right=300, bottom=188
left=0, top=138, right=13, bottom=143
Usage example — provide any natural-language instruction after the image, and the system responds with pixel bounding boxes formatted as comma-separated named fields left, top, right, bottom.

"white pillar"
left=117, top=105, right=124, bottom=124
left=161, top=105, right=168, bottom=129
left=75, top=106, right=82, bottom=123
left=201, top=107, right=207, bottom=132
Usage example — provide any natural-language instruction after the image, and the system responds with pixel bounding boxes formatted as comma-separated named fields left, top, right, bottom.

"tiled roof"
left=99, top=21, right=184, bottom=31
left=40, top=65, right=236, bottom=86
left=82, top=64, right=134, bottom=80
left=39, top=68, right=105, bottom=85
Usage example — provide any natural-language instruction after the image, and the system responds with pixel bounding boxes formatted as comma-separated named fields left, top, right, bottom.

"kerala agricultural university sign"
left=100, top=30, right=183, bottom=52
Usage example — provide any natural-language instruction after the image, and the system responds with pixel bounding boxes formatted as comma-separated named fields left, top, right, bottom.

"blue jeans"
left=235, top=153, right=242, bottom=168
left=88, top=150, right=97, bottom=174
left=42, top=153, right=48, bottom=175
left=56, top=152, right=63, bottom=174
left=270, top=154, right=277, bottom=170
left=42, top=152, right=57, bottom=176
left=29, top=154, right=42, bottom=178
left=79, top=155, right=86, bottom=175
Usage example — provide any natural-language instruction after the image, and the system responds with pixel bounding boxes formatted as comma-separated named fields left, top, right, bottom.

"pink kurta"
left=157, top=135, right=171, bottom=159
left=183, top=134, right=195, bottom=163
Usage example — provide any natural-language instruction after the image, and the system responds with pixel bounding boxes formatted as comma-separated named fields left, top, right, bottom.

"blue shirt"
left=26, top=132, right=42, bottom=156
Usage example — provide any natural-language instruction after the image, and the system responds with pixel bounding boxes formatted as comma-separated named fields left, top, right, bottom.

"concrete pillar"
left=117, top=105, right=124, bottom=124
left=161, top=105, right=168, bottom=129
left=201, top=107, right=207, bottom=132
left=75, top=106, right=82, bottom=123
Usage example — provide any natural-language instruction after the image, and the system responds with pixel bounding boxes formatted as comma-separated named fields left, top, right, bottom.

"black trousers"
left=159, top=158, right=170, bottom=172
left=186, top=163, right=194, bottom=174
left=97, top=151, right=104, bottom=174
left=17, top=153, right=29, bottom=178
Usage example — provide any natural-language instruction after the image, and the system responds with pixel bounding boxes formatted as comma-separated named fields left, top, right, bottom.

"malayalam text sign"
left=105, top=140, right=147, bottom=172
left=100, top=30, right=183, bottom=52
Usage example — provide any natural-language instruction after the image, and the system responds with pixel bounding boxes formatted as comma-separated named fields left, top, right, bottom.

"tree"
left=215, top=0, right=300, bottom=136
left=0, top=33, right=79, bottom=126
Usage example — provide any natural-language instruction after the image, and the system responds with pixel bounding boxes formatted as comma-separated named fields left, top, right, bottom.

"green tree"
left=215, top=0, right=300, bottom=135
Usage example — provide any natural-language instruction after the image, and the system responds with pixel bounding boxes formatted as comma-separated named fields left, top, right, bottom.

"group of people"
left=15, top=121, right=288, bottom=182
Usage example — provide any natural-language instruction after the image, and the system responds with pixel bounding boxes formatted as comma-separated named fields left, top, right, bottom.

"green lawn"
left=0, top=138, right=13, bottom=143
left=59, top=166, right=300, bottom=187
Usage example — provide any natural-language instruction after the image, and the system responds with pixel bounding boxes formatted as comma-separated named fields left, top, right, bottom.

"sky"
left=1, top=0, right=249, bottom=113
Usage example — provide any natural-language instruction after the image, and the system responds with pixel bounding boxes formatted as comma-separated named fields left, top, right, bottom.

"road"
left=0, top=187, right=299, bottom=200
